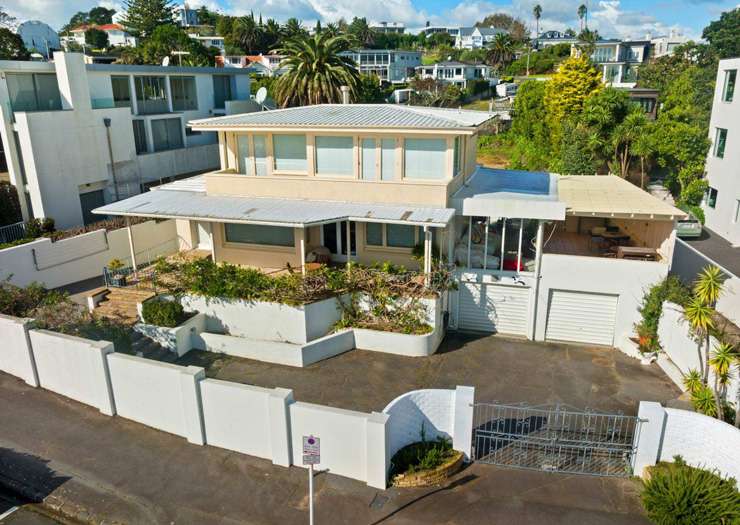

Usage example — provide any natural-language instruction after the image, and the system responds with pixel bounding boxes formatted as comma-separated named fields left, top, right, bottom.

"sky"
left=3, top=0, right=737, bottom=40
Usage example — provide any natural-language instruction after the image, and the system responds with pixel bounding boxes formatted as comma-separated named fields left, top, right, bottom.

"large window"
left=381, top=138, right=396, bottom=181
left=134, top=76, right=168, bottom=114
left=171, top=76, right=198, bottom=111
left=253, top=135, right=268, bottom=176
left=273, top=134, right=307, bottom=172
left=461, top=217, right=537, bottom=272
left=315, top=136, right=354, bottom=176
left=365, top=223, right=417, bottom=249
left=6, top=73, right=62, bottom=112
left=132, top=120, right=147, bottom=154
left=237, top=135, right=252, bottom=175
left=366, top=223, right=383, bottom=246
left=714, top=128, right=727, bottom=158
left=111, top=76, right=131, bottom=109
left=151, top=118, right=183, bottom=152
left=404, top=138, right=447, bottom=179
left=224, top=223, right=294, bottom=247
left=213, top=75, right=232, bottom=109
left=723, top=69, right=736, bottom=102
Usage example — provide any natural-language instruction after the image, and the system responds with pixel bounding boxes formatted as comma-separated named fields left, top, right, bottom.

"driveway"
left=178, top=333, right=681, bottom=414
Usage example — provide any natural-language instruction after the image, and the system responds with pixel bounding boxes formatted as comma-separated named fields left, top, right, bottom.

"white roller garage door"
left=545, top=290, right=618, bottom=346
left=458, top=282, right=530, bottom=335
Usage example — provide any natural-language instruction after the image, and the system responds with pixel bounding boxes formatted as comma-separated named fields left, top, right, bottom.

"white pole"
left=345, top=220, right=351, bottom=270
left=126, top=216, right=138, bottom=273
left=529, top=220, right=545, bottom=340
left=466, top=216, right=472, bottom=269
left=424, top=226, right=431, bottom=286
left=483, top=217, right=489, bottom=270
left=500, top=218, right=506, bottom=271
left=447, top=222, right=455, bottom=266
left=517, top=219, right=524, bottom=271
left=209, top=225, right=216, bottom=263
left=300, top=233, right=306, bottom=276
left=308, top=464, right=314, bottom=525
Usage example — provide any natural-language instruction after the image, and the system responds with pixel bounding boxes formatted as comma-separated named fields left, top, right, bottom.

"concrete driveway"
left=178, top=332, right=681, bottom=415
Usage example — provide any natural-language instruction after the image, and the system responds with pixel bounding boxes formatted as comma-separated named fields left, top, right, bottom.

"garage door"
left=458, top=282, right=530, bottom=335
left=545, top=290, right=618, bottom=346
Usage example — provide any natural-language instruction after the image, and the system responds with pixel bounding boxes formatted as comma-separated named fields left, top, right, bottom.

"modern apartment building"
left=175, top=4, right=200, bottom=27
left=0, top=52, right=251, bottom=228
left=370, top=22, right=405, bottom=34
left=338, top=50, right=421, bottom=83
left=415, top=61, right=494, bottom=89
left=703, top=58, right=739, bottom=246
left=574, top=39, right=650, bottom=87
left=455, top=27, right=507, bottom=50
left=650, top=30, right=689, bottom=59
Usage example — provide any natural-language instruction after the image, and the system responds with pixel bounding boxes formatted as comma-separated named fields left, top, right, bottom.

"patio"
left=176, top=332, right=681, bottom=414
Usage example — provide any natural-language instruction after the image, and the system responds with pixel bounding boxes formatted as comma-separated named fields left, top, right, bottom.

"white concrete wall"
left=536, top=254, right=669, bottom=348
left=383, top=389, right=455, bottom=457
left=136, top=143, right=219, bottom=184
left=0, top=314, right=38, bottom=386
left=0, top=219, right=178, bottom=288
left=289, top=402, right=389, bottom=489
left=134, top=312, right=207, bottom=357
left=107, top=353, right=206, bottom=444
left=200, top=379, right=293, bottom=466
left=29, top=329, right=115, bottom=415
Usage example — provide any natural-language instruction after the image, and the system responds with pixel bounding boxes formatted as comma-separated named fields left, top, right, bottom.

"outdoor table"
left=617, top=246, right=658, bottom=260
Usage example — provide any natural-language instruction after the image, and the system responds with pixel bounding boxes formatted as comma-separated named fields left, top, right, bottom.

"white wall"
left=29, top=329, right=115, bottom=415
left=135, top=312, right=207, bottom=357
left=136, top=143, right=219, bottom=184
left=536, top=254, right=669, bottom=347
left=0, top=219, right=178, bottom=288
left=107, top=353, right=206, bottom=444
left=200, top=379, right=293, bottom=466
left=0, top=314, right=38, bottom=387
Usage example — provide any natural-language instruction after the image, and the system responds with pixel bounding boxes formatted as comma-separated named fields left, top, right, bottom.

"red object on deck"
left=502, top=258, right=525, bottom=271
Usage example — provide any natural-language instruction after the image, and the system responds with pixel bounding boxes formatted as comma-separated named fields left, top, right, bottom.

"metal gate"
left=472, top=402, right=641, bottom=477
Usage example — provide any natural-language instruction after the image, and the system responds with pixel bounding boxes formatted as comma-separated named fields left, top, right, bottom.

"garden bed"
left=390, top=438, right=463, bottom=488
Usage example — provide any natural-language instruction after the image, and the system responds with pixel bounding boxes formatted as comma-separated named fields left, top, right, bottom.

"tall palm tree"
left=533, top=4, right=542, bottom=43
left=578, top=4, right=588, bottom=32
left=283, top=18, right=306, bottom=39
left=273, top=32, right=360, bottom=107
left=487, top=33, right=515, bottom=69
left=235, top=12, right=261, bottom=53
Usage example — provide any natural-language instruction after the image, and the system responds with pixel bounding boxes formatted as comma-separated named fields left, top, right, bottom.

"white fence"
left=635, top=401, right=740, bottom=481
left=0, top=219, right=178, bottom=288
left=0, top=313, right=473, bottom=489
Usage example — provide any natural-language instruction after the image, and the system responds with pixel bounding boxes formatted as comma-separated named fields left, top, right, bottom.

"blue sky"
left=4, top=0, right=737, bottom=40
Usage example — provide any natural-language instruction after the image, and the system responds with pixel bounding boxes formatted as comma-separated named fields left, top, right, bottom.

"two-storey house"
left=338, top=50, right=421, bottom=84
left=415, top=61, right=494, bottom=89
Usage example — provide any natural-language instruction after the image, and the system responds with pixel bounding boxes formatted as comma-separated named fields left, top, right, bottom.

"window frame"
left=132, top=119, right=147, bottom=155
left=403, top=137, right=448, bottom=180
left=134, top=75, right=168, bottom=115
left=707, top=187, right=718, bottom=209
left=272, top=133, right=308, bottom=174
left=714, top=128, right=727, bottom=158
left=314, top=135, right=355, bottom=177
left=722, top=69, right=736, bottom=103
left=150, top=117, right=184, bottom=152
left=363, top=222, right=418, bottom=252
left=223, top=223, right=295, bottom=249
left=170, top=75, right=198, bottom=111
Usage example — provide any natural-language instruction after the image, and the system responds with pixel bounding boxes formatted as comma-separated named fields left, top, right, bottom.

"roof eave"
left=188, top=124, right=481, bottom=135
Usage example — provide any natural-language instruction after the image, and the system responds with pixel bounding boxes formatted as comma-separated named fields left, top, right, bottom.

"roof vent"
left=340, top=86, right=350, bottom=105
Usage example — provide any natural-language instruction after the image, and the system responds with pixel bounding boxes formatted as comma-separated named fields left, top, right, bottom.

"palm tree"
left=262, top=18, right=281, bottom=50
left=487, top=33, right=515, bottom=69
left=578, top=4, right=588, bottom=32
left=612, top=107, right=648, bottom=178
left=709, top=342, right=736, bottom=421
left=283, top=18, right=306, bottom=39
left=632, top=127, right=654, bottom=189
left=684, top=295, right=714, bottom=384
left=577, top=28, right=599, bottom=58
left=272, top=32, right=360, bottom=107
left=235, top=12, right=261, bottom=53
left=533, top=4, right=542, bottom=43
left=348, top=17, right=375, bottom=47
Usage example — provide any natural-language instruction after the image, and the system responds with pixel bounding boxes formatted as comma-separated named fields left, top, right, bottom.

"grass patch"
left=390, top=437, right=455, bottom=477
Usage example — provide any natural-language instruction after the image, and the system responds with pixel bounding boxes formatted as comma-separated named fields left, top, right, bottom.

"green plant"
left=0, top=280, right=67, bottom=318
left=389, top=436, right=455, bottom=477
left=107, top=258, right=125, bottom=272
left=24, top=218, right=55, bottom=239
left=691, top=385, right=718, bottom=417
left=682, top=369, right=703, bottom=394
left=641, top=457, right=740, bottom=525
left=635, top=276, right=691, bottom=353
left=142, top=299, right=185, bottom=328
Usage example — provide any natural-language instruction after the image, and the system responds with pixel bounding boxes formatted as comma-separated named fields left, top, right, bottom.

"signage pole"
left=308, top=463, right=314, bottom=525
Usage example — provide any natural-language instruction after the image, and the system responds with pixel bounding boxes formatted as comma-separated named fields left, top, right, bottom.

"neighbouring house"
left=17, top=21, right=60, bottom=59
left=702, top=58, right=739, bottom=246
left=187, top=34, right=225, bottom=53
left=415, top=61, right=495, bottom=89
left=418, top=25, right=460, bottom=39
left=536, top=30, right=579, bottom=48
left=625, top=87, right=659, bottom=120
left=62, top=24, right=137, bottom=48
left=649, top=30, right=689, bottom=59
left=93, top=102, right=686, bottom=351
left=370, top=22, right=405, bottom=34
left=0, top=52, right=251, bottom=228
left=455, top=26, right=507, bottom=50
left=175, top=4, right=200, bottom=27
left=216, top=54, right=289, bottom=77
left=339, top=50, right=421, bottom=84
left=573, top=39, right=650, bottom=87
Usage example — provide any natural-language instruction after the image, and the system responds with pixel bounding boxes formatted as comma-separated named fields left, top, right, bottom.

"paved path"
left=681, top=227, right=740, bottom=276
left=0, top=371, right=653, bottom=525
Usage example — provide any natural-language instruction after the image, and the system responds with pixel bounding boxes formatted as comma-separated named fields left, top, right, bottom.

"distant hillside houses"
left=61, top=23, right=136, bottom=48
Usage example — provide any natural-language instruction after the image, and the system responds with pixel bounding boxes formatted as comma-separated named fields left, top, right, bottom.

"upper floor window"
left=273, top=134, right=307, bottom=172
left=111, top=76, right=131, bottom=109
left=315, top=136, right=354, bottom=176
left=171, top=76, right=198, bottom=111
left=453, top=136, right=462, bottom=175
left=134, top=76, right=168, bottom=114
left=714, top=128, right=727, bottom=158
left=707, top=187, right=718, bottom=208
left=132, top=119, right=147, bottom=154
left=151, top=118, right=183, bottom=152
left=6, top=73, right=62, bottom=112
left=722, top=69, right=736, bottom=102
left=213, top=75, right=232, bottom=110
left=404, top=138, right=447, bottom=180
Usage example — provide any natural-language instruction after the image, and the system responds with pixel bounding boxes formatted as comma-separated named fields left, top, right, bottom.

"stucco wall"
left=212, top=222, right=303, bottom=270
left=0, top=219, right=178, bottom=288
left=29, top=329, right=115, bottom=415
left=0, top=314, right=37, bottom=386
left=136, top=143, right=219, bottom=184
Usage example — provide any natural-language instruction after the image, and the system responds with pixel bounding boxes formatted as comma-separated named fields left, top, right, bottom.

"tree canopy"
left=120, top=0, right=175, bottom=39
left=0, top=27, right=29, bottom=60
left=62, top=7, right=115, bottom=32
left=701, top=7, right=740, bottom=59
left=118, top=24, right=218, bottom=66
left=476, top=13, right=528, bottom=42
left=85, top=28, right=109, bottom=49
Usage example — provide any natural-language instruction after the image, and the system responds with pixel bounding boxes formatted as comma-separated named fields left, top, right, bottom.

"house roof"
left=70, top=23, right=125, bottom=33
left=92, top=175, right=455, bottom=227
left=189, top=104, right=496, bottom=131
left=558, top=175, right=687, bottom=219
left=418, top=61, right=485, bottom=68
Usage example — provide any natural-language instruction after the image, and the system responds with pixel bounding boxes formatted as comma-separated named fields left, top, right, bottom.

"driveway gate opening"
left=472, top=402, right=641, bottom=477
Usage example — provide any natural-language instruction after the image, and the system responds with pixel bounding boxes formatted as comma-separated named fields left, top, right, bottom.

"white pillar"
left=517, top=219, right=524, bottom=271
left=126, top=216, right=137, bottom=272
left=300, top=232, right=306, bottom=276
left=209, top=226, right=216, bottom=263
left=345, top=220, right=352, bottom=270
left=466, top=216, right=472, bottom=269
left=633, top=401, right=667, bottom=477
left=529, top=220, right=545, bottom=340
left=452, top=386, right=475, bottom=460
left=499, top=218, right=506, bottom=271
left=424, top=226, right=431, bottom=285
left=483, top=218, right=489, bottom=270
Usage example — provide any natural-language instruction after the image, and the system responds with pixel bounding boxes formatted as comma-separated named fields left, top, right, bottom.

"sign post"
left=302, top=435, right=320, bottom=525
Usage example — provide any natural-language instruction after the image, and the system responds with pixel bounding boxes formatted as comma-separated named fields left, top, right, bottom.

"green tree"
left=701, top=8, right=740, bottom=59
left=195, top=6, right=218, bottom=27
left=427, top=32, right=453, bottom=48
left=558, top=119, right=598, bottom=174
left=283, top=17, right=307, bottom=40
left=0, top=181, right=22, bottom=226
left=121, top=24, right=217, bottom=66
left=0, top=28, right=30, bottom=60
left=348, top=17, right=374, bottom=47
left=509, top=80, right=551, bottom=170
left=611, top=106, right=649, bottom=178
left=477, top=13, right=527, bottom=42
left=708, top=342, right=736, bottom=422
left=577, top=4, right=587, bottom=31
left=121, top=0, right=175, bottom=39
left=85, top=28, right=109, bottom=49
left=576, top=28, right=599, bottom=56
left=88, top=7, right=116, bottom=25
left=356, top=74, right=384, bottom=103
left=234, top=12, right=261, bottom=53
left=272, top=32, right=360, bottom=107
left=486, top=33, right=516, bottom=68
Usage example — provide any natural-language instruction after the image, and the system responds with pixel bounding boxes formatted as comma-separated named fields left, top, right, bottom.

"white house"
left=17, top=21, right=60, bottom=58
left=63, top=24, right=137, bottom=48
left=573, top=39, right=650, bottom=88
left=650, top=30, right=689, bottom=59
left=455, top=27, right=507, bottom=50
left=0, top=52, right=251, bottom=228
left=415, top=61, right=494, bottom=89
left=418, top=26, right=460, bottom=39
left=702, top=58, right=739, bottom=246
left=339, top=50, right=421, bottom=83
left=188, top=34, right=225, bottom=53
left=370, top=22, right=405, bottom=34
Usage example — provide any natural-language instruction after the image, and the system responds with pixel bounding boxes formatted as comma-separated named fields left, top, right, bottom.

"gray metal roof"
left=189, top=104, right=496, bottom=130
left=93, top=184, right=454, bottom=227
left=86, top=63, right=252, bottom=75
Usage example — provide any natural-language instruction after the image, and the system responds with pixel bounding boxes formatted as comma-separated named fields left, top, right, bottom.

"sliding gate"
left=472, top=402, right=641, bottom=477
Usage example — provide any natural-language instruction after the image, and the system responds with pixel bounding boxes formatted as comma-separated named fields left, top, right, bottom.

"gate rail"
left=472, top=402, right=641, bottom=477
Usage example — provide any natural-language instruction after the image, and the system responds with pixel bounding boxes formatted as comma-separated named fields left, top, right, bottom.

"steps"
left=127, top=330, right=179, bottom=364
left=94, top=288, right=155, bottom=324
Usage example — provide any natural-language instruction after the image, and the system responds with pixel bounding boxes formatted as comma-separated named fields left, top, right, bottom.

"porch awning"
left=93, top=184, right=454, bottom=228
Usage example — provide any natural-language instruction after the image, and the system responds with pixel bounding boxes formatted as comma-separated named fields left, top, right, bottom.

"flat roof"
left=189, top=104, right=496, bottom=131
left=558, top=175, right=687, bottom=220
left=93, top=176, right=454, bottom=228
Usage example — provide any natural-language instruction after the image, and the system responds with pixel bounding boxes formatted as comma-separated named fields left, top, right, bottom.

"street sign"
left=302, top=435, right=320, bottom=465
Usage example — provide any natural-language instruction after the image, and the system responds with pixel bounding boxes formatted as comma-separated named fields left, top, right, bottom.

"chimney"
left=340, top=85, right=350, bottom=104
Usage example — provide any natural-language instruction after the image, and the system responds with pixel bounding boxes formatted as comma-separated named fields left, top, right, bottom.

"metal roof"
left=93, top=184, right=454, bottom=227
left=189, top=104, right=496, bottom=130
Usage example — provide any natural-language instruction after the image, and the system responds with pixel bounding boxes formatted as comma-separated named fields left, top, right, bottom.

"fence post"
left=453, top=385, right=475, bottom=460
left=633, top=401, right=667, bottom=477
left=180, top=366, right=206, bottom=445
left=268, top=387, right=294, bottom=467
left=365, top=411, right=390, bottom=489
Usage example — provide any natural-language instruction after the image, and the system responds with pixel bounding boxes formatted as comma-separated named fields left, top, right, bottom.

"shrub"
left=390, top=436, right=454, bottom=477
left=24, top=218, right=55, bottom=238
left=141, top=300, right=185, bottom=328
left=0, top=280, right=66, bottom=317
left=107, top=258, right=125, bottom=272
left=641, top=457, right=740, bottom=525
left=635, top=276, right=692, bottom=353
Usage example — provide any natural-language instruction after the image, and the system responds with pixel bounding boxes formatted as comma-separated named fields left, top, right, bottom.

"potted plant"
left=107, top=258, right=127, bottom=287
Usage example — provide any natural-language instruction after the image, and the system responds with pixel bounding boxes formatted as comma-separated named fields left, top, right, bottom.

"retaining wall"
left=0, top=314, right=37, bottom=386
left=134, top=312, right=208, bottom=357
